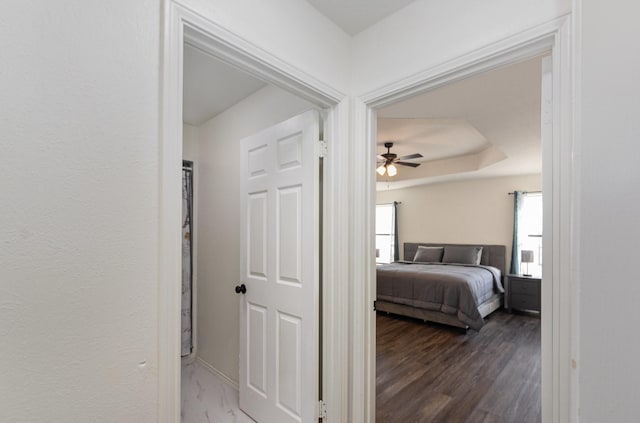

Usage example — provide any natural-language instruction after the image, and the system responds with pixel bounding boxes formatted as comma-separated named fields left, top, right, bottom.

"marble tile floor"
left=181, top=361, right=255, bottom=423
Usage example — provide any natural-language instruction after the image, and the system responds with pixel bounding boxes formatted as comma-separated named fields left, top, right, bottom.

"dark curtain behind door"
left=181, top=162, right=193, bottom=357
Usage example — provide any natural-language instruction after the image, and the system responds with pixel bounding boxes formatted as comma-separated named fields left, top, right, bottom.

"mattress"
left=377, top=261, right=503, bottom=330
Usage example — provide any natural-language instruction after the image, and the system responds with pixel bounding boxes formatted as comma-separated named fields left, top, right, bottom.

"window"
left=376, top=203, right=396, bottom=264
left=516, top=192, right=543, bottom=277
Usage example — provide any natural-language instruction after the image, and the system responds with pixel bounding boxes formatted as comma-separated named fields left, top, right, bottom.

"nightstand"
left=507, top=274, right=541, bottom=313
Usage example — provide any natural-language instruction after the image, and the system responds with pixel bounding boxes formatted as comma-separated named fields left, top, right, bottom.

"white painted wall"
left=376, top=175, right=541, bottom=270
left=0, top=1, right=341, bottom=421
left=578, top=0, right=640, bottom=420
left=195, top=85, right=314, bottom=383
left=180, top=0, right=352, bottom=94
left=351, top=0, right=571, bottom=94
left=183, top=124, right=200, bottom=161
left=0, top=1, right=160, bottom=422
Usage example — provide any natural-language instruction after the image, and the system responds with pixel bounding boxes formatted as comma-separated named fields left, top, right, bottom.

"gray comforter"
left=377, top=261, right=504, bottom=330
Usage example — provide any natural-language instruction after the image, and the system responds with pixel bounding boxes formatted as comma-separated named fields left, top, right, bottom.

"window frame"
left=375, top=203, right=396, bottom=264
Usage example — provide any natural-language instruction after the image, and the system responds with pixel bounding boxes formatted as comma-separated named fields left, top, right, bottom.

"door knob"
left=235, top=284, right=247, bottom=294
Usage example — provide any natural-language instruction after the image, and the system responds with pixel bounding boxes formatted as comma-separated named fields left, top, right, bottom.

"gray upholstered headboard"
left=404, top=242, right=506, bottom=277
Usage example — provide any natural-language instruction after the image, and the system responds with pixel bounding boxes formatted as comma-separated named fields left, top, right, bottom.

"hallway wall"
left=181, top=0, right=352, bottom=94
left=0, top=1, right=345, bottom=421
left=0, top=1, right=162, bottom=421
left=578, top=0, right=640, bottom=420
left=351, top=0, right=571, bottom=94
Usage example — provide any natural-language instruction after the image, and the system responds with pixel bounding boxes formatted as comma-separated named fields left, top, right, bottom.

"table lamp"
left=521, top=250, right=534, bottom=277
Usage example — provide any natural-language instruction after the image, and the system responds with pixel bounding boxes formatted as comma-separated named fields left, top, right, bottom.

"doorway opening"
left=180, top=41, right=326, bottom=422
left=160, top=6, right=350, bottom=421
left=354, top=18, right=575, bottom=423
left=373, top=55, right=546, bottom=422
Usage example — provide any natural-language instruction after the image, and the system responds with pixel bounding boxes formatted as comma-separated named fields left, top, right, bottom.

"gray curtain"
left=181, top=163, right=193, bottom=357
left=393, top=201, right=399, bottom=262
left=510, top=191, right=523, bottom=274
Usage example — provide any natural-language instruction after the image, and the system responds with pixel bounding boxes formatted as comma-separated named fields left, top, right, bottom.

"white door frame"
left=349, top=16, right=579, bottom=423
left=159, top=1, right=350, bottom=422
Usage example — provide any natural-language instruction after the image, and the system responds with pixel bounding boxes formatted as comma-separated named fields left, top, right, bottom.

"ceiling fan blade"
left=395, top=161, right=421, bottom=168
left=377, top=155, right=386, bottom=161
left=397, top=153, right=423, bottom=161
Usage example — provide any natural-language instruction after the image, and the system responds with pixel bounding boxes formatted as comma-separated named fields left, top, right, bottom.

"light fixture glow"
left=387, top=164, right=397, bottom=177
left=376, top=164, right=387, bottom=176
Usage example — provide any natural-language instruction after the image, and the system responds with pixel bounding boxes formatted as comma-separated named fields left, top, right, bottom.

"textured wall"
left=0, top=0, right=349, bottom=420
left=0, top=1, right=160, bottom=422
left=578, top=0, right=640, bottom=420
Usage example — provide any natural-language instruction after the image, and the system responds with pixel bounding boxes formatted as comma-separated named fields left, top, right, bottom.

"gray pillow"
left=442, top=245, right=483, bottom=265
left=413, top=246, right=444, bottom=263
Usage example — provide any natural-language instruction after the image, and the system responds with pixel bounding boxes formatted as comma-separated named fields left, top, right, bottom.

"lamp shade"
left=521, top=250, right=534, bottom=263
left=387, top=164, right=397, bottom=176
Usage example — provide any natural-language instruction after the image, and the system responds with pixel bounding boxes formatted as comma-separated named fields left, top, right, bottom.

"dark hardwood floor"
left=376, top=310, right=541, bottom=423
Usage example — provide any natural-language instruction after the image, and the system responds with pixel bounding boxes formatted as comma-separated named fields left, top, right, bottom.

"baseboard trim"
left=195, top=356, right=239, bottom=391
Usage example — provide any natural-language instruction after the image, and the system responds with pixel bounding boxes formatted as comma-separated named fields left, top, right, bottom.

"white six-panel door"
left=239, top=110, right=320, bottom=423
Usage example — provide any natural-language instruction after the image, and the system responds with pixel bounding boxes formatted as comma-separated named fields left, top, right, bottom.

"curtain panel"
left=510, top=191, right=524, bottom=275
left=181, top=164, right=193, bottom=357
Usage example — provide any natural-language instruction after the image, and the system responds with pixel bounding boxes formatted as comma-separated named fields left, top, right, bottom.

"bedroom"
left=375, top=56, right=544, bottom=422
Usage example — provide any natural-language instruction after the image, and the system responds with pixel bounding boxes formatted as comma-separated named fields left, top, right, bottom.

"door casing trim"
left=159, top=1, right=349, bottom=421
left=349, top=15, right=578, bottom=423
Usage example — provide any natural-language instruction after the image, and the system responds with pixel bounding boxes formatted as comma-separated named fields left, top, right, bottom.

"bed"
left=376, top=243, right=506, bottom=330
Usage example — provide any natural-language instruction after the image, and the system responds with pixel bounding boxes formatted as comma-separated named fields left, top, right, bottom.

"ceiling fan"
left=376, top=142, right=423, bottom=176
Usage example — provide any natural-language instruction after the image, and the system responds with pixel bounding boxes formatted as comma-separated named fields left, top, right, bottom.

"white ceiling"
left=378, top=118, right=490, bottom=161
left=306, top=0, right=417, bottom=35
left=183, top=45, right=267, bottom=126
left=376, top=56, right=544, bottom=190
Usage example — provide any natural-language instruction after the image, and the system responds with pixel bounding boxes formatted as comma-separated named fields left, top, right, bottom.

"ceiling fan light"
left=376, top=164, right=387, bottom=176
left=387, top=164, right=397, bottom=177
